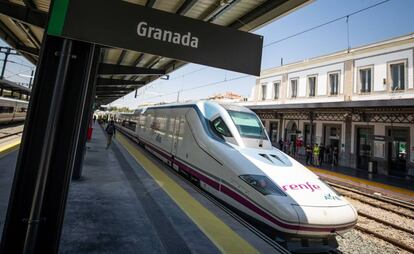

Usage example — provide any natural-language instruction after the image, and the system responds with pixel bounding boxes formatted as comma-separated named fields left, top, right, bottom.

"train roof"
left=135, top=100, right=255, bottom=116
left=137, top=100, right=253, bottom=110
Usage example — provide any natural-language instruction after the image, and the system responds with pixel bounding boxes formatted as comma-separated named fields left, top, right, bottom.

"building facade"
left=243, top=33, right=414, bottom=178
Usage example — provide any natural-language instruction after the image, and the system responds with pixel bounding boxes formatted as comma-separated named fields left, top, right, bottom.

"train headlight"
left=239, top=174, right=286, bottom=196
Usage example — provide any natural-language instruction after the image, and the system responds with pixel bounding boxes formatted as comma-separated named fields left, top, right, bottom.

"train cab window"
left=211, top=117, right=232, bottom=138
left=228, top=111, right=267, bottom=140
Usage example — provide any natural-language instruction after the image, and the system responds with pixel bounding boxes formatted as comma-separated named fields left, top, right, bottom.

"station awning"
left=0, top=78, right=31, bottom=94
left=247, top=98, right=414, bottom=111
left=0, top=0, right=310, bottom=105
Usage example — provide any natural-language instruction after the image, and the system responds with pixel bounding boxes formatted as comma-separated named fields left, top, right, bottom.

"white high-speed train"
left=116, top=101, right=357, bottom=251
left=0, top=97, right=28, bottom=124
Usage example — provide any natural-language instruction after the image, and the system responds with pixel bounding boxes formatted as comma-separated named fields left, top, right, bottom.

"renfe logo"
left=282, top=182, right=321, bottom=192
left=137, top=21, right=199, bottom=48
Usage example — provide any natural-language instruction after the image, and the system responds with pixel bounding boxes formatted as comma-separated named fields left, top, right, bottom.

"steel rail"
left=355, top=225, right=414, bottom=253
left=357, top=211, right=414, bottom=235
left=0, top=131, right=23, bottom=140
left=335, top=189, right=414, bottom=220
left=328, top=181, right=414, bottom=211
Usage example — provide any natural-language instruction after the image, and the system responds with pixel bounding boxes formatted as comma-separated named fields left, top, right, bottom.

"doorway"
left=285, top=121, right=297, bottom=155
left=387, top=128, right=409, bottom=177
left=356, top=127, right=373, bottom=170
left=304, top=123, right=315, bottom=147
left=269, top=121, right=278, bottom=147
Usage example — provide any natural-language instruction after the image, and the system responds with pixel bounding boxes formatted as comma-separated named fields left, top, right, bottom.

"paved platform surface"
left=1, top=123, right=285, bottom=253
left=0, top=149, right=18, bottom=234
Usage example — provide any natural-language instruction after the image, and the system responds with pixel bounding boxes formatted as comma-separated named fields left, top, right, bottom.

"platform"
left=0, top=124, right=286, bottom=253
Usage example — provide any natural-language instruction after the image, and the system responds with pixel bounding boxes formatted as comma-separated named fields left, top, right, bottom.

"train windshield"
left=228, top=110, right=267, bottom=139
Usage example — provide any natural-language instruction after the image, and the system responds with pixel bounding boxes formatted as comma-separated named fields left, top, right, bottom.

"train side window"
left=0, top=106, right=13, bottom=113
left=211, top=117, right=232, bottom=138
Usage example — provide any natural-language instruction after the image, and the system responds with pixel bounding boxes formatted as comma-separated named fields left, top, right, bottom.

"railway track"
left=329, top=182, right=414, bottom=253
left=0, top=125, right=23, bottom=148
left=0, top=131, right=23, bottom=140
left=0, top=125, right=24, bottom=139
left=328, top=181, right=414, bottom=209
left=329, top=181, right=414, bottom=214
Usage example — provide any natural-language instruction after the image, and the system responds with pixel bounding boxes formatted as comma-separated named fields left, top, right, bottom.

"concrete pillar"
left=278, top=114, right=284, bottom=144
left=309, top=112, right=314, bottom=145
left=343, top=60, right=354, bottom=101
left=280, top=73, right=288, bottom=103
left=342, top=115, right=353, bottom=167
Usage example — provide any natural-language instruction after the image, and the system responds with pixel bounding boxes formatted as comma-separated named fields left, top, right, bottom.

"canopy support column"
left=1, top=34, right=100, bottom=253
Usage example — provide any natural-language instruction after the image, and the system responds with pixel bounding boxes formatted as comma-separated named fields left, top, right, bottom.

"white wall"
left=353, top=49, right=414, bottom=93
left=287, top=62, right=344, bottom=98
left=259, top=75, right=283, bottom=100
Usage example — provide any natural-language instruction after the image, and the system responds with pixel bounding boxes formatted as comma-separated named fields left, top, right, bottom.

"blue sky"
left=2, top=0, right=414, bottom=108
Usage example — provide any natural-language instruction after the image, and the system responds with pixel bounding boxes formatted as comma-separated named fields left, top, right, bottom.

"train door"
left=171, top=114, right=184, bottom=157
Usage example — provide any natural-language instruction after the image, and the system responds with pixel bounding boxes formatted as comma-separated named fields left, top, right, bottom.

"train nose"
left=292, top=204, right=357, bottom=235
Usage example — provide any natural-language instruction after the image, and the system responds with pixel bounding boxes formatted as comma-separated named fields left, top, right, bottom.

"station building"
left=243, top=33, right=414, bottom=178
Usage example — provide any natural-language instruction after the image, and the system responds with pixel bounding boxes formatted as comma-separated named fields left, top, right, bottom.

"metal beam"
left=72, top=46, right=102, bottom=180
left=0, top=20, right=37, bottom=63
left=96, top=94, right=129, bottom=98
left=96, top=86, right=136, bottom=92
left=15, top=44, right=39, bottom=56
left=98, top=63, right=165, bottom=75
left=0, top=0, right=47, bottom=28
left=96, top=91, right=132, bottom=96
left=111, top=49, right=127, bottom=80
left=229, top=0, right=287, bottom=29
left=145, top=0, right=157, bottom=8
left=96, top=84, right=143, bottom=89
left=96, top=95, right=124, bottom=98
left=96, top=90, right=130, bottom=93
left=177, top=0, right=197, bottom=15
left=23, top=0, right=36, bottom=9
left=204, top=0, right=241, bottom=22
left=97, top=78, right=145, bottom=86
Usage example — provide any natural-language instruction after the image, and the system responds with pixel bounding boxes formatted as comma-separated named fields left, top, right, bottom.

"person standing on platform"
left=278, top=138, right=284, bottom=151
left=313, top=143, right=320, bottom=166
left=105, top=120, right=116, bottom=149
left=326, top=145, right=331, bottom=164
left=93, top=115, right=96, bottom=123
left=332, top=146, right=339, bottom=166
left=319, top=144, right=325, bottom=165
left=305, top=145, right=312, bottom=165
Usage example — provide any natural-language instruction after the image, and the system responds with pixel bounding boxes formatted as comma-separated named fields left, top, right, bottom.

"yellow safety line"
left=117, top=134, right=260, bottom=254
left=308, top=166, right=414, bottom=197
left=0, top=139, right=21, bottom=158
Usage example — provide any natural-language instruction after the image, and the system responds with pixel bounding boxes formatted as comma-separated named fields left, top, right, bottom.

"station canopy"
left=0, top=78, right=31, bottom=95
left=0, top=0, right=309, bottom=105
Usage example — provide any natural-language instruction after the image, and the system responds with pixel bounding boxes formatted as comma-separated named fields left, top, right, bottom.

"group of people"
left=278, top=138, right=300, bottom=156
left=305, top=143, right=338, bottom=167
